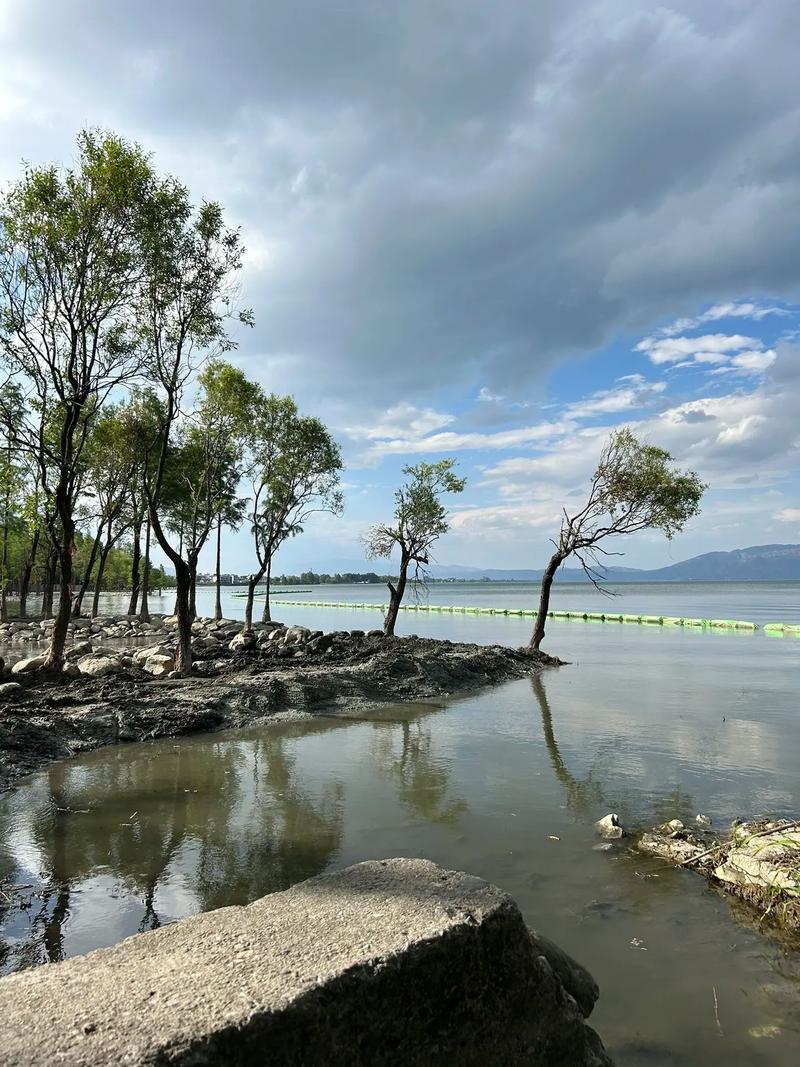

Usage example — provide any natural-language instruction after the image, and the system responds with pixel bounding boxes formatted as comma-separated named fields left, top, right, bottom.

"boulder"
left=65, top=640, right=93, bottom=662
left=0, top=859, right=611, bottom=1067
left=76, top=655, right=122, bottom=679
left=283, top=625, right=310, bottom=646
left=10, top=655, right=46, bottom=675
left=229, top=630, right=256, bottom=652
left=0, top=682, right=23, bottom=698
left=594, top=813, right=625, bottom=839
left=143, top=652, right=175, bottom=677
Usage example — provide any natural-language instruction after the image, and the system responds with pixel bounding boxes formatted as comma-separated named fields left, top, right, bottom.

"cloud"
left=660, top=301, right=790, bottom=336
left=635, top=333, right=761, bottom=366
left=565, top=379, right=666, bottom=418
left=775, top=508, right=800, bottom=522
left=2, top=1, right=800, bottom=413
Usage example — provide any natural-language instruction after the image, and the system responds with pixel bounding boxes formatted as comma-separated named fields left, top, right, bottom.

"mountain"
left=282, top=545, right=800, bottom=583
left=425, top=544, right=800, bottom=582
left=636, top=543, right=800, bottom=582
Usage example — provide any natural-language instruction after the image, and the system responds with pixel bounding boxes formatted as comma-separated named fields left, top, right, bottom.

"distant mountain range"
left=307, top=544, right=800, bottom=583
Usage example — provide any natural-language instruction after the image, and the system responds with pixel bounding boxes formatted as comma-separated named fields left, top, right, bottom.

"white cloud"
left=636, top=333, right=760, bottom=366
left=775, top=508, right=800, bottom=522
left=565, top=380, right=666, bottom=419
left=660, top=302, right=789, bottom=336
left=711, top=348, right=776, bottom=375
left=346, top=403, right=455, bottom=443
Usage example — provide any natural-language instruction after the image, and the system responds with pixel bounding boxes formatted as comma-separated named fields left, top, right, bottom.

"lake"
left=1, top=580, right=800, bottom=1064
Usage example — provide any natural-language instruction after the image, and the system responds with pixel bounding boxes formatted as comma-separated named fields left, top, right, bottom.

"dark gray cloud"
left=2, top=0, right=800, bottom=413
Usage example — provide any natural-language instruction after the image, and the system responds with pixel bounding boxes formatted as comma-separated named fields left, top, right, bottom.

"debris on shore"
left=638, top=817, right=800, bottom=936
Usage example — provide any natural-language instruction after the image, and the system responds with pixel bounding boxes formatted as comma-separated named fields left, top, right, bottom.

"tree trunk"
left=41, top=545, right=57, bottom=619
left=91, top=542, right=113, bottom=617
left=19, top=526, right=40, bottom=619
left=529, top=551, right=563, bottom=652
left=261, top=555, right=272, bottom=623
left=172, top=560, right=193, bottom=676
left=383, top=558, right=408, bottom=636
left=45, top=522, right=75, bottom=672
left=139, top=517, right=151, bottom=622
left=188, top=556, right=197, bottom=621
left=127, top=514, right=142, bottom=616
left=244, top=566, right=266, bottom=631
left=0, top=486, right=9, bottom=623
left=72, top=525, right=102, bottom=617
left=214, top=516, right=223, bottom=621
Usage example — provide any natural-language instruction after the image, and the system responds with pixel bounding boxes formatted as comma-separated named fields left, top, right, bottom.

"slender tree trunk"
left=244, top=565, right=266, bottom=631
left=173, top=560, right=193, bottom=676
left=383, top=558, right=408, bottom=636
left=41, top=544, right=57, bottom=619
left=91, top=542, right=113, bottom=617
left=72, top=525, right=102, bottom=617
left=0, top=486, right=9, bottom=623
left=127, top=514, right=142, bottom=616
left=139, top=517, right=151, bottom=622
left=214, top=516, right=223, bottom=621
left=188, top=556, right=197, bottom=621
left=19, top=526, right=40, bottom=619
left=45, top=507, right=76, bottom=671
left=261, top=555, right=272, bottom=623
left=529, top=551, right=563, bottom=652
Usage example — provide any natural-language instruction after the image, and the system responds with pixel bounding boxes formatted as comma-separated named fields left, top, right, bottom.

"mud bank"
left=0, top=630, right=552, bottom=791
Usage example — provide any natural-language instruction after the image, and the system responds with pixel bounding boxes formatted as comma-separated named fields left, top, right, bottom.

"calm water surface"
left=1, top=581, right=800, bottom=1065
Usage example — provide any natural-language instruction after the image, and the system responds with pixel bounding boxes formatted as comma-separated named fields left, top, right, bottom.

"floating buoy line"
left=243, top=598, right=800, bottom=634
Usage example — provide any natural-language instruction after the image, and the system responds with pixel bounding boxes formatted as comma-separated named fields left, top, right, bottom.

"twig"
left=713, top=985, right=723, bottom=1037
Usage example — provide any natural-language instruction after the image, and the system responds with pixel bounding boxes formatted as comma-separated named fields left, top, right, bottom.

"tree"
left=192, top=360, right=258, bottom=621
left=0, top=130, right=154, bottom=668
left=138, top=185, right=252, bottom=676
left=528, top=428, right=705, bottom=651
left=363, top=459, right=466, bottom=636
left=243, top=395, right=343, bottom=630
left=72, top=403, right=140, bottom=617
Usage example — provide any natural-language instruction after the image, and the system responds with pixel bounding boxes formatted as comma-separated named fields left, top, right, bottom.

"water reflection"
left=369, top=716, right=466, bottom=825
left=0, top=731, right=345, bottom=972
left=532, top=675, right=604, bottom=814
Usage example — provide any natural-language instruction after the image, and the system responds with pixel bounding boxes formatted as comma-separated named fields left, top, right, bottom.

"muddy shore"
left=0, top=627, right=552, bottom=792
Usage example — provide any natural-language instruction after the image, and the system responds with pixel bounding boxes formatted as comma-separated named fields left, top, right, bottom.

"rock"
left=65, top=640, right=93, bottom=662
left=76, top=655, right=122, bottom=678
left=10, top=655, right=46, bottom=675
left=229, top=631, right=256, bottom=652
left=715, top=819, right=800, bottom=897
left=662, top=819, right=685, bottom=834
left=283, top=625, right=310, bottom=646
left=638, top=831, right=710, bottom=866
left=594, top=813, right=625, bottom=839
left=143, top=652, right=175, bottom=677
left=695, top=814, right=712, bottom=827
left=0, top=682, right=23, bottom=698
left=61, top=663, right=82, bottom=678
left=0, top=859, right=612, bottom=1066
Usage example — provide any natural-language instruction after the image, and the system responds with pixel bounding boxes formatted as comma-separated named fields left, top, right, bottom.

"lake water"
left=2, top=581, right=800, bottom=1065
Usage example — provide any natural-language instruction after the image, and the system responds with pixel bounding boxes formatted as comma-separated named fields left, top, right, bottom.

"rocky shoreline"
left=637, top=816, right=800, bottom=938
left=0, top=615, right=552, bottom=791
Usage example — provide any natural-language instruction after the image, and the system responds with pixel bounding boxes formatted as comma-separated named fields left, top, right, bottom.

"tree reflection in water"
left=369, top=714, right=466, bottom=825
left=0, top=729, right=345, bottom=971
left=532, top=674, right=604, bottom=814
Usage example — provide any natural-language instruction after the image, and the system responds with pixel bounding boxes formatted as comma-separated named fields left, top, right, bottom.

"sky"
left=2, top=0, right=800, bottom=574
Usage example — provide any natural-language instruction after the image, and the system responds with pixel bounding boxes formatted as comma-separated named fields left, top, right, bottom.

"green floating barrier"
left=622, top=614, right=642, bottom=623
left=764, top=622, right=800, bottom=633
left=709, top=619, right=736, bottom=629
left=662, top=616, right=683, bottom=625
left=640, top=616, right=663, bottom=624
left=587, top=612, right=605, bottom=621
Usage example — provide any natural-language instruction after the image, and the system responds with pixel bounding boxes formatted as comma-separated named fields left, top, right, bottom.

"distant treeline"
left=272, top=572, right=390, bottom=586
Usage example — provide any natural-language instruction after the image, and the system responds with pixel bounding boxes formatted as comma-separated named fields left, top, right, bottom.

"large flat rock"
left=0, top=858, right=611, bottom=1065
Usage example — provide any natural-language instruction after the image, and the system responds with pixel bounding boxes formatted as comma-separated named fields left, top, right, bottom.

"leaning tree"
left=529, top=428, right=705, bottom=652
left=363, top=459, right=465, bottom=636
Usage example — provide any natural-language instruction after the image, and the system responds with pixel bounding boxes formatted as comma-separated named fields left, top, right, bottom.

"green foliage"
left=364, top=459, right=466, bottom=568
left=247, top=393, right=344, bottom=571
